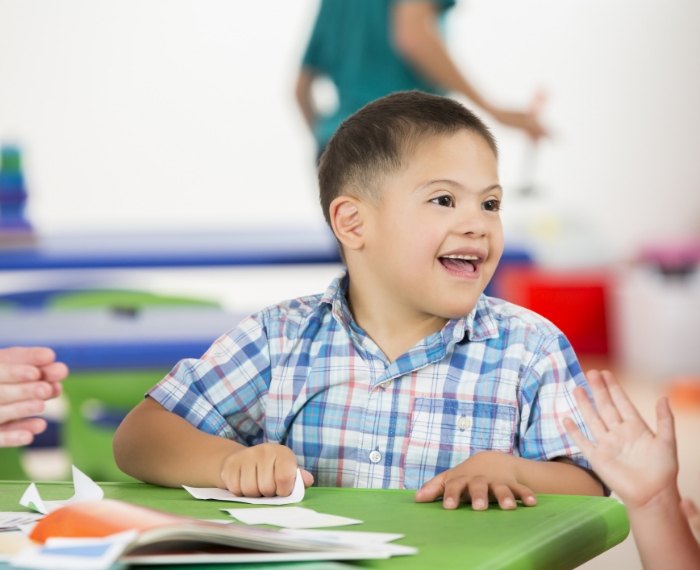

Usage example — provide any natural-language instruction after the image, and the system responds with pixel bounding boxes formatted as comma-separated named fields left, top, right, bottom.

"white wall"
left=1, top=0, right=699, bottom=261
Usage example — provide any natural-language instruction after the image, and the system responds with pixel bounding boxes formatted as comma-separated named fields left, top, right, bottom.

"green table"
left=0, top=480, right=628, bottom=570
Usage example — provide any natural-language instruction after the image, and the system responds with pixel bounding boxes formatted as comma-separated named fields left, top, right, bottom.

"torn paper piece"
left=279, top=528, right=404, bottom=544
left=223, top=506, right=362, bottom=529
left=183, top=468, right=305, bottom=505
left=279, top=529, right=418, bottom=556
left=19, top=466, right=104, bottom=515
left=0, top=512, right=43, bottom=532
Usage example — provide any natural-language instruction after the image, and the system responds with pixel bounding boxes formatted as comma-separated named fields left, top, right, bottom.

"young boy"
left=114, top=91, right=604, bottom=509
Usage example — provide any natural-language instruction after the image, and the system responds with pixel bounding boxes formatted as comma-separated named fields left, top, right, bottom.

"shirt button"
left=457, top=415, right=472, bottom=431
left=368, top=450, right=382, bottom=463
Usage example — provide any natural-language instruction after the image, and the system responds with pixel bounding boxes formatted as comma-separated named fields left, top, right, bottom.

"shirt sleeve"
left=516, top=332, right=594, bottom=472
left=148, top=314, right=272, bottom=446
left=301, top=0, right=456, bottom=72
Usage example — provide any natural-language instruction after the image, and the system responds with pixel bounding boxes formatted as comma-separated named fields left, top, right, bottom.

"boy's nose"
left=454, top=209, right=488, bottom=237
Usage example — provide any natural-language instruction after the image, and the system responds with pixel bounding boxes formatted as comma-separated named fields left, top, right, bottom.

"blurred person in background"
left=296, top=0, right=547, bottom=159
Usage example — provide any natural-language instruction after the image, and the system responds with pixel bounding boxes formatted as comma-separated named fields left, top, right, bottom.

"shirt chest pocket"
left=403, top=398, right=517, bottom=489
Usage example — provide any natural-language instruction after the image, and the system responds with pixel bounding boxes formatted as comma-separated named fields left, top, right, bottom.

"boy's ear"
left=329, top=195, right=365, bottom=251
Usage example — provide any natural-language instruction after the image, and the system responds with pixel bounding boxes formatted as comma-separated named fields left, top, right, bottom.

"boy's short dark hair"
left=318, top=90, right=498, bottom=226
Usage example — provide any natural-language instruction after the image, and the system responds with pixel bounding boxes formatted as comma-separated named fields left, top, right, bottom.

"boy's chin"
left=436, top=302, right=479, bottom=321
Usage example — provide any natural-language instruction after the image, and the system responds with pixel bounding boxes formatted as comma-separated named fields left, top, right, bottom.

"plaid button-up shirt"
left=149, top=271, right=592, bottom=489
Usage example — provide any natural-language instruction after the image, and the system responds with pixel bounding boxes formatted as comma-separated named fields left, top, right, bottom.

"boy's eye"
left=430, top=195, right=454, bottom=208
left=483, top=199, right=501, bottom=212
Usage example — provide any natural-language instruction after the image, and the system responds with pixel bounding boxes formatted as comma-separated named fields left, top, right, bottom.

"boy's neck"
left=346, top=277, right=448, bottom=363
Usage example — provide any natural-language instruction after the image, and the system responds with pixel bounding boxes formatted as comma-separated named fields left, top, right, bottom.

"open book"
left=23, top=499, right=413, bottom=566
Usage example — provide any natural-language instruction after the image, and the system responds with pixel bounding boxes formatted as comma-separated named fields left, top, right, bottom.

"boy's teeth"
left=442, top=254, right=479, bottom=260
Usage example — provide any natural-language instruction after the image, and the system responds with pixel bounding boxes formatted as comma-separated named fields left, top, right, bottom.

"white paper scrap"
left=0, top=512, right=43, bottom=532
left=183, top=468, right=305, bottom=505
left=279, top=528, right=404, bottom=544
left=279, top=529, right=417, bottom=556
left=19, top=466, right=104, bottom=515
left=223, top=506, right=362, bottom=529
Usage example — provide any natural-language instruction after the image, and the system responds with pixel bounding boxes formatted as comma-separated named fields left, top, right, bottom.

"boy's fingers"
left=300, top=469, right=315, bottom=488
left=466, top=479, right=489, bottom=511
left=272, top=461, right=298, bottom=497
left=415, top=475, right=445, bottom=503
left=491, top=483, right=517, bottom=510
left=239, top=461, right=262, bottom=497
left=511, top=483, right=537, bottom=506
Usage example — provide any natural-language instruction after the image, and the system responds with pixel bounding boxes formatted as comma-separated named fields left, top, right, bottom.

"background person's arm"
left=295, top=68, right=318, bottom=134
left=391, top=1, right=546, bottom=140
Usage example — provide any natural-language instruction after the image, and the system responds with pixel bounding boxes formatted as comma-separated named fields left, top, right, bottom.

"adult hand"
left=0, top=346, right=68, bottom=447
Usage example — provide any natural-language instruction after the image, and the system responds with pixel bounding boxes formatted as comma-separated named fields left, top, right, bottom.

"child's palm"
left=565, top=370, right=679, bottom=509
left=589, top=418, right=677, bottom=507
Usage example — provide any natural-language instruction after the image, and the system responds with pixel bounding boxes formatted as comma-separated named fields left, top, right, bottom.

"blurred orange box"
left=495, top=267, right=612, bottom=357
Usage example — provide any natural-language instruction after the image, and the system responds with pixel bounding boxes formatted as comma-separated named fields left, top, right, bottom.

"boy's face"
left=361, top=130, right=503, bottom=321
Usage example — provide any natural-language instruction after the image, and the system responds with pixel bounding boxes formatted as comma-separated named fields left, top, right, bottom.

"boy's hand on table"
left=415, top=450, right=537, bottom=510
left=219, top=442, right=314, bottom=497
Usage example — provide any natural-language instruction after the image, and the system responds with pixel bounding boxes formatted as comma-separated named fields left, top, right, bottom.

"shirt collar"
left=321, top=269, right=500, bottom=352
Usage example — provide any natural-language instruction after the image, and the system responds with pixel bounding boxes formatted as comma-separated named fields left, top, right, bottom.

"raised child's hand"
left=219, top=442, right=314, bottom=497
left=563, top=369, right=678, bottom=509
left=415, top=450, right=537, bottom=510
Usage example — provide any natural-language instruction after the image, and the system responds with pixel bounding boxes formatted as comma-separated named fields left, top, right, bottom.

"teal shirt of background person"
left=301, top=0, right=456, bottom=151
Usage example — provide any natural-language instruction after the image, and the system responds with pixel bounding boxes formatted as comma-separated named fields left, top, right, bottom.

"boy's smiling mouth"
left=438, top=253, right=483, bottom=277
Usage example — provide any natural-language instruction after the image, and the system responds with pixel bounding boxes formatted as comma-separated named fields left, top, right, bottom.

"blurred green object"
left=0, top=446, right=27, bottom=480
left=50, top=289, right=219, bottom=311
left=61, top=369, right=167, bottom=482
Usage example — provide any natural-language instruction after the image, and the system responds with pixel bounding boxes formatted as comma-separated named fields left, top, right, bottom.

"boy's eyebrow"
left=478, top=184, right=503, bottom=195
left=420, top=180, right=503, bottom=194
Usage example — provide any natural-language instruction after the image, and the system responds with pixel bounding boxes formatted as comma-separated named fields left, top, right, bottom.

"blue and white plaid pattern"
left=149, top=271, right=593, bottom=489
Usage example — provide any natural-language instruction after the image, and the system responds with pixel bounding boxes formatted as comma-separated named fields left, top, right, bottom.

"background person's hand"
left=0, top=346, right=68, bottom=447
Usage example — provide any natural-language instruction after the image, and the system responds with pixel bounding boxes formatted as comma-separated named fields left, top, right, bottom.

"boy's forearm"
left=113, top=397, right=244, bottom=488
left=515, top=456, right=605, bottom=496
